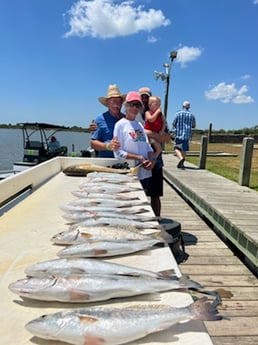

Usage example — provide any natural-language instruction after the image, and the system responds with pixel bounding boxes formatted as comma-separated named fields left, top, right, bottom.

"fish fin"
left=189, top=297, right=223, bottom=321
left=70, top=268, right=87, bottom=275
left=81, top=233, right=93, bottom=239
left=70, top=289, right=91, bottom=301
left=157, top=269, right=176, bottom=278
left=179, top=275, right=203, bottom=290
left=82, top=334, right=105, bottom=345
left=93, top=249, right=108, bottom=255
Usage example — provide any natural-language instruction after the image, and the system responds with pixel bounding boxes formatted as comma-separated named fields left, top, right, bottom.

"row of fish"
left=9, top=170, right=222, bottom=345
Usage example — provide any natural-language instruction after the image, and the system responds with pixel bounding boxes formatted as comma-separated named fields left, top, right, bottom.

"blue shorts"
left=174, top=138, right=189, bottom=152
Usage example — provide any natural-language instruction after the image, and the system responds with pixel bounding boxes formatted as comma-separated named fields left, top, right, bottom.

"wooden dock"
left=161, top=154, right=258, bottom=345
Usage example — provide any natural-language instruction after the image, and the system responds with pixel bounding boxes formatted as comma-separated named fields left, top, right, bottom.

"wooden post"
left=208, top=123, right=212, bottom=143
left=239, top=137, right=254, bottom=186
left=199, top=135, right=208, bottom=169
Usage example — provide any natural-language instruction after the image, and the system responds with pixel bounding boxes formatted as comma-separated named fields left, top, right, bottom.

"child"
left=144, top=96, right=166, bottom=158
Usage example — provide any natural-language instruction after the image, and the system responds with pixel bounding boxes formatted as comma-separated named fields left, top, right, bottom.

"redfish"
left=25, top=297, right=222, bottom=345
left=24, top=257, right=175, bottom=279
left=9, top=273, right=202, bottom=303
left=56, top=238, right=164, bottom=258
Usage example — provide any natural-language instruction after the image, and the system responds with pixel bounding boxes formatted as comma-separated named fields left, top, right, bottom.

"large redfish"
left=9, top=274, right=202, bottom=302
left=25, top=297, right=222, bottom=345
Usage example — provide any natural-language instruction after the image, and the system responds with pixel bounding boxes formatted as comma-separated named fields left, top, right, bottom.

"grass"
left=165, top=141, right=258, bottom=191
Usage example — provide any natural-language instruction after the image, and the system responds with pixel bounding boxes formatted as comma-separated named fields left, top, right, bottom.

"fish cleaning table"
left=0, top=169, right=216, bottom=345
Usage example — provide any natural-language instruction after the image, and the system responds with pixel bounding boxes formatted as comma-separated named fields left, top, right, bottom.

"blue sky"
left=0, top=0, right=257, bottom=130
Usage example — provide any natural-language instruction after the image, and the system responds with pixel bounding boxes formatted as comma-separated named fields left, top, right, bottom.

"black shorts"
left=146, top=167, right=163, bottom=197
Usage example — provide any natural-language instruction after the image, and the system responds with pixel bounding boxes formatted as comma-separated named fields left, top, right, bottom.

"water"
left=0, top=128, right=91, bottom=171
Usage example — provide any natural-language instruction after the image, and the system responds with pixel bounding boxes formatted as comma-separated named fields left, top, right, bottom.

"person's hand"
left=110, top=137, right=120, bottom=151
left=142, top=159, right=155, bottom=170
left=90, top=121, right=97, bottom=133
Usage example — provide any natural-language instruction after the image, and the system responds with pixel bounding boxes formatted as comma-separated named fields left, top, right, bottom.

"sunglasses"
left=127, top=102, right=142, bottom=108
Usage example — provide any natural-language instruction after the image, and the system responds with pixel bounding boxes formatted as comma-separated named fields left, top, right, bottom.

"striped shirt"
left=172, top=110, right=196, bottom=140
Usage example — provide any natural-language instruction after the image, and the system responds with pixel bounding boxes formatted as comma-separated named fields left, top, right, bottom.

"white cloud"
left=241, top=74, right=251, bottom=80
left=147, top=35, right=158, bottom=43
left=175, top=46, right=202, bottom=67
left=63, top=0, right=170, bottom=39
left=253, top=0, right=258, bottom=4
left=205, top=82, right=254, bottom=104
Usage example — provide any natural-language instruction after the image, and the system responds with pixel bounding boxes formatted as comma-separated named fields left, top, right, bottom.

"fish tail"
left=189, top=297, right=223, bottom=321
left=179, top=275, right=203, bottom=290
left=152, top=230, right=174, bottom=243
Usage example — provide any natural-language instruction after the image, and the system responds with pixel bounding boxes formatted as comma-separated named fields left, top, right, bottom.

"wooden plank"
left=205, top=317, right=258, bottom=336
left=180, top=256, right=241, bottom=265
left=180, top=275, right=258, bottom=287
left=161, top=176, right=258, bottom=345
left=181, top=265, right=252, bottom=275
left=211, top=336, right=258, bottom=345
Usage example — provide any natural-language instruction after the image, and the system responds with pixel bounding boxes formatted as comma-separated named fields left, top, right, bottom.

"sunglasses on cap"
left=127, top=102, right=142, bottom=108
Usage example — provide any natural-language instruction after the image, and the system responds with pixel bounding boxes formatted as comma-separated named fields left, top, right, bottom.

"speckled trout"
left=62, top=211, right=158, bottom=223
left=68, top=197, right=149, bottom=208
left=24, top=258, right=175, bottom=279
left=74, top=183, right=142, bottom=194
left=63, top=192, right=140, bottom=202
left=9, top=274, right=202, bottom=303
left=60, top=204, right=148, bottom=214
left=70, top=217, right=161, bottom=230
left=25, top=297, right=222, bottom=345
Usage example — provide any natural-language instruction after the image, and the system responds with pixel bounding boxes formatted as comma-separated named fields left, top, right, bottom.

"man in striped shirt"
left=172, top=101, right=196, bottom=169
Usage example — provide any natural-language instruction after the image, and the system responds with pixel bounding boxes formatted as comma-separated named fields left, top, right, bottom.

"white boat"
left=0, top=122, right=93, bottom=179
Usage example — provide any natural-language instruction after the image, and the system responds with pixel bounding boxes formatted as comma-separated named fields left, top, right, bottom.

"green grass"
left=165, top=142, right=258, bottom=191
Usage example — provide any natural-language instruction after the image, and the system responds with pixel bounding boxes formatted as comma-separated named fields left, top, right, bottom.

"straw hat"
left=98, top=84, right=126, bottom=106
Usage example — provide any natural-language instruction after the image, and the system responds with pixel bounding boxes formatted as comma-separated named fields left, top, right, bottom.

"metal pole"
left=163, top=73, right=170, bottom=120
left=163, top=51, right=177, bottom=120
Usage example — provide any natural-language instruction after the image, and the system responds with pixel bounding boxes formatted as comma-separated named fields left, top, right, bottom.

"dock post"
left=208, top=123, right=212, bottom=143
left=239, top=137, right=254, bottom=186
left=199, top=135, right=208, bottom=169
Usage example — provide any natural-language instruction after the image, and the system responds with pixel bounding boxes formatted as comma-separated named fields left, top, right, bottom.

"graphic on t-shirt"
left=129, top=129, right=146, bottom=142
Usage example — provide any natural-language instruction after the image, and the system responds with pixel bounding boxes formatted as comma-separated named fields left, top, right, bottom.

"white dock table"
left=0, top=168, right=214, bottom=345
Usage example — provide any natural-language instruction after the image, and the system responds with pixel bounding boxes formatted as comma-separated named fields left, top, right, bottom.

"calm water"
left=0, top=128, right=91, bottom=171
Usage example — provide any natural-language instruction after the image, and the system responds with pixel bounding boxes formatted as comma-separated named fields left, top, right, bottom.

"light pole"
left=154, top=51, right=177, bottom=120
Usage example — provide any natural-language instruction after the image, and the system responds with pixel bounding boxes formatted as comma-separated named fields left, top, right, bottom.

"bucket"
left=158, top=217, right=185, bottom=260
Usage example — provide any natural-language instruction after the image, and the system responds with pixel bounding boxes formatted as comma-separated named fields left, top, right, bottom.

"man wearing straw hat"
left=91, top=84, right=126, bottom=158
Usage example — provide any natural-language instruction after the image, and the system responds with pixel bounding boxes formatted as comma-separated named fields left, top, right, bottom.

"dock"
left=0, top=156, right=216, bottom=345
left=162, top=154, right=258, bottom=345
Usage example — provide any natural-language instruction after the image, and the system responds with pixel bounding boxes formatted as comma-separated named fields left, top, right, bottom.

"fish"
left=60, top=204, right=148, bottom=214
left=24, top=257, right=175, bottom=279
left=63, top=192, right=140, bottom=201
left=56, top=238, right=165, bottom=258
left=9, top=273, right=202, bottom=303
left=71, top=193, right=147, bottom=205
left=70, top=217, right=161, bottom=229
left=63, top=164, right=129, bottom=176
left=86, top=171, right=138, bottom=182
left=25, top=297, right=222, bottom=345
left=51, top=227, right=172, bottom=245
left=79, top=181, right=142, bottom=192
left=62, top=211, right=158, bottom=223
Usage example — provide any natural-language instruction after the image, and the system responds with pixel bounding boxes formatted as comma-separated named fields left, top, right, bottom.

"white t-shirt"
left=113, top=118, right=153, bottom=180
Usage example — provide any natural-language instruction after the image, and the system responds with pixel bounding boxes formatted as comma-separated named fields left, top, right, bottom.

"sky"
left=0, top=0, right=257, bottom=131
